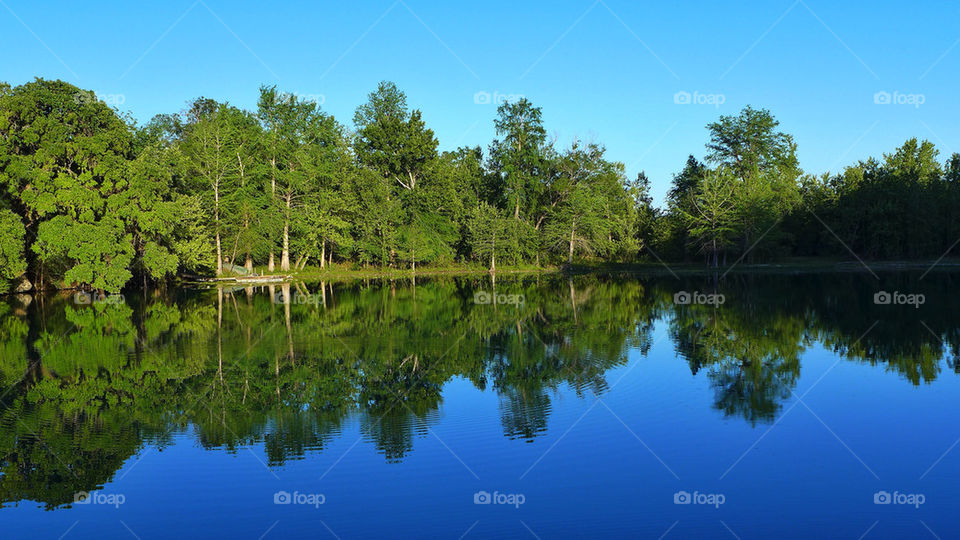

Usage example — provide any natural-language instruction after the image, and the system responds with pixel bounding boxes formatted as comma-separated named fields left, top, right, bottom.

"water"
left=0, top=272, right=958, bottom=539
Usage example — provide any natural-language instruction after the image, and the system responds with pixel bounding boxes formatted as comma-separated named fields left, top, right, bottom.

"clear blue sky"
left=2, top=0, right=958, bottom=204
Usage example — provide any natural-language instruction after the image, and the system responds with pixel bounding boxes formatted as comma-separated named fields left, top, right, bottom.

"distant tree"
left=257, top=87, right=334, bottom=271
left=667, top=155, right=707, bottom=210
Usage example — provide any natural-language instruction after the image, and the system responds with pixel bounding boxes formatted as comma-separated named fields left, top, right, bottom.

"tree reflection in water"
left=0, top=271, right=955, bottom=508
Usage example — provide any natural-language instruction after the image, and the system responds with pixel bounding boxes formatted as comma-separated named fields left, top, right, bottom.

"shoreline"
left=177, top=258, right=960, bottom=286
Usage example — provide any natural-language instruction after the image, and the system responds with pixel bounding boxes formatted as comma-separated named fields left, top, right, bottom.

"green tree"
left=0, top=210, right=26, bottom=291
left=488, top=98, right=548, bottom=220
left=353, top=81, right=438, bottom=191
left=0, top=79, right=138, bottom=291
left=706, top=106, right=801, bottom=260
left=680, top=168, right=738, bottom=266
left=467, top=202, right=513, bottom=271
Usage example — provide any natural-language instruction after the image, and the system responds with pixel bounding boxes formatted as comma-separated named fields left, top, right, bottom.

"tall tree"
left=353, top=81, right=438, bottom=191
left=258, top=87, right=331, bottom=271
left=488, top=98, right=548, bottom=220
left=706, top=106, right=801, bottom=260
left=182, top=102, right=246, bottom=275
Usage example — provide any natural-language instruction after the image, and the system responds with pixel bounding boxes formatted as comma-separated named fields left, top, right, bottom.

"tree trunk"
left=215, top=230, right=223, bottom=276
left=320, top=241, right=326, bottom=269
left=269, top=157, right=277, bottom=272
left=245, top=254, right=253, bottom=274
left=568, top=220, right=576, bottom=265
left=281, top=194, right=291, bottom=271
left=214, top=184, right=222, bottom=276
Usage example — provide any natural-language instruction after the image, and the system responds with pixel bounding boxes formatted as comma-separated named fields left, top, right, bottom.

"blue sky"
left=2, top=0, right=958, bottom=204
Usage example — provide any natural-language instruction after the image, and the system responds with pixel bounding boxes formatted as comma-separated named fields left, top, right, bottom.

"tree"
left=628, top=171, right=658, bottom=253
left=542, top=141, right=633, bottom=264
left=488, top=98, right=548, bottom=220
left=0, top=209, right=26, bottom=291
left=0, top=79, right=138, bottom=291
left=292, top=112, right=354, bottom=270
left=660, top=156, right=707, bottom=260
left=680, top=168, right=739, bottom=267
left=705, top=106, right=801, bottom=260
left=258, top=87, right=333, bottom=271
left=353, top=81, right=438, bottom=191
left=111, top=142, right=182, bottom=283
left=706, top=105, right=800, bottom=183
left=182, top=102, right=247, bottom=275
left=467, top=203, right=514, bottom=271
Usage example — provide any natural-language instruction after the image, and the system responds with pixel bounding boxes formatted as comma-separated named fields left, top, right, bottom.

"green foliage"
left=354, top=81, right=438, bottom=191
left=679, top=168, right=738, bottom=266
left=467, top=202, right=514, bottom=270
left=0, top=209, right=26, bottom=289
left=488, top=98, right=548, bottom=219
left=2, top=79, right=960, bottom=288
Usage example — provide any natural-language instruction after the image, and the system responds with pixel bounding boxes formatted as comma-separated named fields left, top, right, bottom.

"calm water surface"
left=0, top=272, right=958, bottom=539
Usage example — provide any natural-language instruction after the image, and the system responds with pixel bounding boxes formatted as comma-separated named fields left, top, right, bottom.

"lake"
left=0, top=271, right=958, bottom=539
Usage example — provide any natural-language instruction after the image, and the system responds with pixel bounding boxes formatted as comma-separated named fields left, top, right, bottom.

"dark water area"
left=0, top=271, right=958, bottom=539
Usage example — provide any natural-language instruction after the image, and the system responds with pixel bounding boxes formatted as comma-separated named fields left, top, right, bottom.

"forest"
left=1, top=78, right=959, bottom=292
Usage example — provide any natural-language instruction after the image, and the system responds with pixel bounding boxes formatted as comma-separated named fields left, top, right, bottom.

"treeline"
left=658, top=108, right=960, bottom=265
left=1, top=78, right=959, bottom=292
